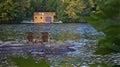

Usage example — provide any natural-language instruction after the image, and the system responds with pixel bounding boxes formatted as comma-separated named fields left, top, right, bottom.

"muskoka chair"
left=26, top=32, right=35, bottom=43
left=26, top=32, right=50, bottom=44
left=41, top=32, right=50, bottom=44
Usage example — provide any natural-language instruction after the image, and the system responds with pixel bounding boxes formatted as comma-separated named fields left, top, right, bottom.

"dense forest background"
left=0, top=0, right=120, bottom=55
left=0, top=0, right=104, bottom=23
left=0, top=0, right=67, bottom=22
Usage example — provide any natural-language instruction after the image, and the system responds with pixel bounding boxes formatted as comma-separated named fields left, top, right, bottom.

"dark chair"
left=41, top=32, right=49, bottom=42
left=26, top=32, right=34, bottom=43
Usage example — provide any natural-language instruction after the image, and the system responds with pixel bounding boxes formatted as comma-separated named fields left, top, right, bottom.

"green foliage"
left=94, top=0, right=120, bottom=19
left=45, top=0, right=57, bottom=12
left=65, top=0, right=89, bottom=19
left=72, top=0, right=120, bottom=54
left=9, top=55, right=50, bottom=67
left=81, top=0, right=120, bottom=54
left=0, top=0, right=69, bottom=22
left=0, top=0, right=30, bottom=21
left=56, top=0, right=68, bottom=21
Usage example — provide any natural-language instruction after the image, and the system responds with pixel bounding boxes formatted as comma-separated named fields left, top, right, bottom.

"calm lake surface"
left=0, top=23, right=119, bottom=67
left=0, top=23, right=97, bottom=41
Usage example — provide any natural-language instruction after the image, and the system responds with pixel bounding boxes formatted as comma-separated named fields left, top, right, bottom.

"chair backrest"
left=41, top=32, right=49, bottom=42
left=26, top=32, right=34, bottom=42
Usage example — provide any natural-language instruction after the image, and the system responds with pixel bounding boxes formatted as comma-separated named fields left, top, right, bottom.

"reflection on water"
left=0, top=23, right=119, bottom=67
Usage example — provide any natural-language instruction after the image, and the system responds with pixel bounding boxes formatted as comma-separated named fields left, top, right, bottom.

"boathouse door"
left=45, top=17, right=51, bottom=23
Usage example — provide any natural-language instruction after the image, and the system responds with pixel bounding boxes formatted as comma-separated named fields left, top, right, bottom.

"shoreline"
left=0, top=22, right=88, bottom=24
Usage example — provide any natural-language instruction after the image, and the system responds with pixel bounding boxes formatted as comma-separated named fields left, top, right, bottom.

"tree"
left=64, top=0, right=89, bottom=19
left=56, top=0, right=68, bottom=21
left=0, top=0, right=14, bottom=21
left=84, top=0, right=120, bottom=54
left=45, top=0, right=57, bottom=12
left=0, top=0, right=71, bottom=22
left=84, top=0, right=120, bottom=55
left=0, top=0, right=30, bottom=22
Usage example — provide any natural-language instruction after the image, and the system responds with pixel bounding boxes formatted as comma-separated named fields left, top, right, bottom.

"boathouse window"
left=40, top=17, right=42, bottom=19
left=35, top=17, right=37, bottom=19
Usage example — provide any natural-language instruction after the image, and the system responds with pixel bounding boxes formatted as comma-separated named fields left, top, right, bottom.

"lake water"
left=0, top=23, right=98, bottom=41
left=0, top=23, right=119, bottom=67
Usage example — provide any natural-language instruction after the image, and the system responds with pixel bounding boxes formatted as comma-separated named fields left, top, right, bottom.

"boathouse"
left=34, top=12, right=55, bottom=23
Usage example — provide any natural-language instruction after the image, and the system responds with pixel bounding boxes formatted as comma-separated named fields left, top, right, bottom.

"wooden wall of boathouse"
left=34, top=12, right=55, bottom=23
